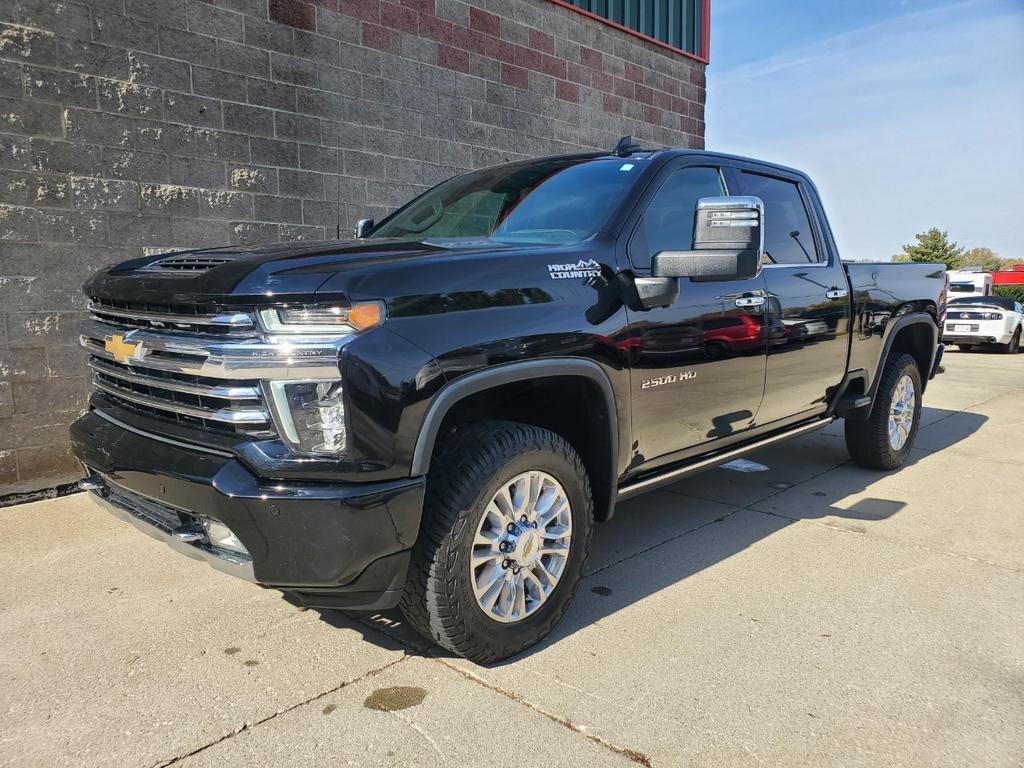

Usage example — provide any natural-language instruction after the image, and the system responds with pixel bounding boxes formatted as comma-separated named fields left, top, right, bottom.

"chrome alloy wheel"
left=470, top=471, right=572, bottom=623
left=887, top=373, right=916, bottom=451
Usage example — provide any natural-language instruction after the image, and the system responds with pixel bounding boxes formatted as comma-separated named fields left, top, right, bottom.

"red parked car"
left=703, top=314, right=768, bottom=356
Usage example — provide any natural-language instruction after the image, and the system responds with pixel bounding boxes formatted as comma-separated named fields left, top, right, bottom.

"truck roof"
left=490, top=147, right=810, bottom=181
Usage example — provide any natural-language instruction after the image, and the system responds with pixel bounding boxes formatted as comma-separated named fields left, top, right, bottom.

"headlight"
left=268, top=380, right=346, bottom=454
left=258, top=302, right=383, bottom=335
left=257, top=302, right=383, bottom=455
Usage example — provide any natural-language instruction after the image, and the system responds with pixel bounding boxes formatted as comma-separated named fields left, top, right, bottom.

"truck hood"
left=85, top=237, right=536, bottom=305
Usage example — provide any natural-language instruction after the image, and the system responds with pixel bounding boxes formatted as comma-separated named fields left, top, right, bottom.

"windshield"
left=949, top=296, right=1015, bottom=310
left=369, top=156, right=644, bottom=245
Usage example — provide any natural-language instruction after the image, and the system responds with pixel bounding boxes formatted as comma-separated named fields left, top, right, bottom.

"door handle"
left=735, top=296, right=765, bottom=308
left=825, top=288, right=848, bottom=299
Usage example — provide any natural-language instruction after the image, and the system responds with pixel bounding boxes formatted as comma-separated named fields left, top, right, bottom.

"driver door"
left=623, top=161, right=768, bottom=469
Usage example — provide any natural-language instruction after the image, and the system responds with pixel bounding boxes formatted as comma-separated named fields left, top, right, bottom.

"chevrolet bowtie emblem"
left=104, top=334, right=142, bottom=364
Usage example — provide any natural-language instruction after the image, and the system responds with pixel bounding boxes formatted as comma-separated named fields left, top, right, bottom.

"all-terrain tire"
left=844, top=352, right=922, bottom=470
left=400, top=421, right=593, bottom=663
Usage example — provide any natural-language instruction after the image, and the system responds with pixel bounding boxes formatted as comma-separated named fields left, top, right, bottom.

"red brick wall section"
left=270, top=0, right=317, bottom=32
left=0, top=0, right=705, bottom=494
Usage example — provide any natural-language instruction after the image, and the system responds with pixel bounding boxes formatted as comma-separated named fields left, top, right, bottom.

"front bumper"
left=70, top=410, right=424, bottom=611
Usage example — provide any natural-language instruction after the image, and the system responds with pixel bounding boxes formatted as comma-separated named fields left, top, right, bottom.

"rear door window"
left=739, top=172, right=820, bottom=264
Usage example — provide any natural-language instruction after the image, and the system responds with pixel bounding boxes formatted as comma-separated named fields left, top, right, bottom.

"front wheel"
left=400, top=421, right=593, bottom=663
left=844, top=352, right=923, bottom=470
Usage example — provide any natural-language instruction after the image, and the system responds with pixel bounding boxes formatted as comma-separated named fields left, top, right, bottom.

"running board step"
left=616, top=418, right=834, bottom=501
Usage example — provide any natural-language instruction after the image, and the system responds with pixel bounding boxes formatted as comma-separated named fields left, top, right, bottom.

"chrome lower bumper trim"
left=84, top=483, right=256, bottom=583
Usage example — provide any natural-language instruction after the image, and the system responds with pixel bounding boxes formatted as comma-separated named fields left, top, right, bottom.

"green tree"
left=962, top=246, right=1003, bottom=271
left=893, top=228, right=965, bottom=269
left=994, top=285, right=1024, bottom=303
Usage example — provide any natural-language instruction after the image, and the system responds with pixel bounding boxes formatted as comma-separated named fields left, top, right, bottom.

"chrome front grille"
left=82, top=297, right=348, bottom=443
left=90, top=358, right=268, bottom=429
left=89, top=299, right=253, bottom=335
left=84, top=299, right=272, bottom=437
left=89, top=357, right=261, bottom=400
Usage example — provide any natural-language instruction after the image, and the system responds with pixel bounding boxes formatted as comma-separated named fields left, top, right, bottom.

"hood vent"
left=146, top=253, right=241, bottom=272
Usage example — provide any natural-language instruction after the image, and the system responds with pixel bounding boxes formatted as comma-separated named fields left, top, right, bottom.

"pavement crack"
left=522, top=667, right=625, bottom=710
left=434, top=658, right=652, bottom=767
left=390, top=709, right=445, bottom=759
left=151, top=655, right=408, bottom=767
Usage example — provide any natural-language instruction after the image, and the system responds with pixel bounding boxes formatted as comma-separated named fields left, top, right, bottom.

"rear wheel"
left=844, top=353, right=922, bottom=470
left=400, top=421, right=593, bottom=663
left=999, top=327, right=1021, bottom=354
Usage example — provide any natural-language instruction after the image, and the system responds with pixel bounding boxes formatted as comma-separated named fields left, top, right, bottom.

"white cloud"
left=707, top=0, right=1024, bottom=260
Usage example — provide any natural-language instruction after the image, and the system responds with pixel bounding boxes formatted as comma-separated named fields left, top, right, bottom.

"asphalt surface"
left=2, top=349, right=1022, bottom=767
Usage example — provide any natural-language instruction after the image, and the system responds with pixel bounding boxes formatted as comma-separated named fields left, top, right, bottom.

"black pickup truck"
left=71, top=142, right=945, bottom=662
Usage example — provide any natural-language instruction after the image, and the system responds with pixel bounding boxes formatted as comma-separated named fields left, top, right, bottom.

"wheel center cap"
left=512, top=528, right=541, bottom=567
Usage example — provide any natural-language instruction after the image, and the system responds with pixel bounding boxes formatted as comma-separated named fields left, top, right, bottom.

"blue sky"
left=706, top=0, right=1024, bottom=261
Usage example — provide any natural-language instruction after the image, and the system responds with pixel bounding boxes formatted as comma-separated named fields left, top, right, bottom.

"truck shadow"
left=305, top=406, right=987, bottom=664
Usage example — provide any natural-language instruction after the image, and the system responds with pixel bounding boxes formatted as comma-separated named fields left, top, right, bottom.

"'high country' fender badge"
left=547, top=259, right=601, bottom=280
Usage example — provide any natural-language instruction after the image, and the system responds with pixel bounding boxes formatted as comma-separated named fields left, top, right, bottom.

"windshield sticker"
left=547, top=259, right=601, bottom=280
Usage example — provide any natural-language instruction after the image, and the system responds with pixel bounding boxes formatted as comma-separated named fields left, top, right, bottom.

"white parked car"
left=943, top=296, right=1024, bottom=353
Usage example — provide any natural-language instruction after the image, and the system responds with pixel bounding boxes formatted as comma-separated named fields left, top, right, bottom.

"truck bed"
left=844, top=261, right=946, bottom=390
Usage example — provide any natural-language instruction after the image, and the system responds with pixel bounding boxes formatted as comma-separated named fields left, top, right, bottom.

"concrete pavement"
left=1, top=349, right=1022, bottom=767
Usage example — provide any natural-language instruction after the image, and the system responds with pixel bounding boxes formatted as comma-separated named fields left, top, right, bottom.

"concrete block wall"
left=0, top=0, right=706, bottom=494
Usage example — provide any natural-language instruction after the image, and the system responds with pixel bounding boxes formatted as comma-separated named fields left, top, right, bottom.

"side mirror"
left=652, top=196, right=764, bottom=282
left=356, top=218, right=374, bottom=238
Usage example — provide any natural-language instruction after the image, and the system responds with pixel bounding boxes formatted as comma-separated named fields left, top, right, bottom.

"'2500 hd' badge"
left=641, top=370, right=697, bottom=389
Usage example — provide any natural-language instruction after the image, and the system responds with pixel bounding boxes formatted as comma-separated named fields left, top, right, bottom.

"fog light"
left=202, top=519, right=249, bottom=557
left=268, top=379, right=346, bottom=455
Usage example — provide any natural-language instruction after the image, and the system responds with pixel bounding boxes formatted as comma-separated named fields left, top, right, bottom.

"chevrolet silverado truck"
left=71, top=142, right=946, bottom=662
